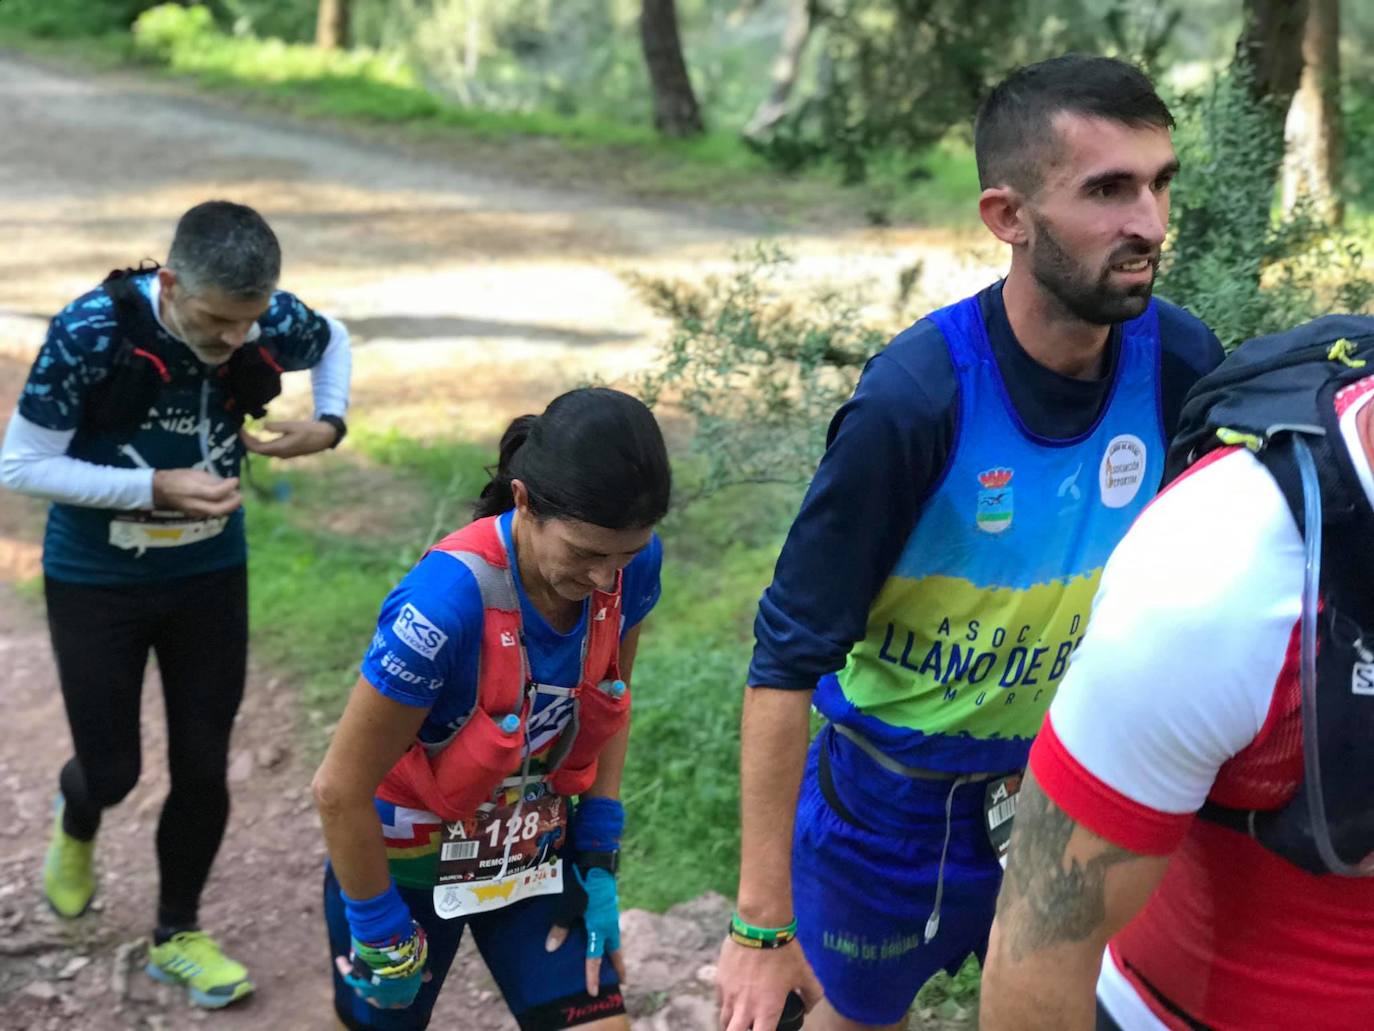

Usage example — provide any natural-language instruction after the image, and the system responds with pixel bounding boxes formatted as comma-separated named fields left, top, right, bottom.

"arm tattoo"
left=996, top=779, right=1136, bottom=960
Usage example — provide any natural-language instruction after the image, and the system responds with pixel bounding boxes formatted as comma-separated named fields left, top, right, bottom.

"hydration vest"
left=1166, top=314, right=1374, bottom=876
left=376, top=515, right=630, bottom=823
left=83, top=265, right=283, bottom=435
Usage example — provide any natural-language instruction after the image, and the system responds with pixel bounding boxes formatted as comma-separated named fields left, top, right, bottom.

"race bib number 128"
left=432, top=792, right=566, bottom=919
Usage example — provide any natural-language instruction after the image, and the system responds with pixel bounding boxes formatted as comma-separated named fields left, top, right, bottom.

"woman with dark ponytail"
left=314, top=387, right=670, bottom=1031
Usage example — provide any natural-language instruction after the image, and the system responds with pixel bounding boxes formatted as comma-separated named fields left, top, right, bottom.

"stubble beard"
left=1029, top=213, right=1156, bottom=326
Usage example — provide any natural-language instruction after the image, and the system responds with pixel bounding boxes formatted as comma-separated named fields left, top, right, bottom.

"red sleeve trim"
left=1029, top=715, right=1192, bottom=856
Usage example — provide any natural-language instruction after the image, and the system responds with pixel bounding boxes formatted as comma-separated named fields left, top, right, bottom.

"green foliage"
left=387, top=0, right=781, bottom=129
left=0, top=0, right=163, bottom=39
left=131, top=3, right=427, bottom=112
left=1160, top=67, right=1374, bottom=348
left=132, top=3, right=218, bottom=56
left=246, top=491, right=409, bottom=728
left=1345, top=83, right=1374, bottom=217
left=616, top=475, right=798, bottom=908
left=636, top=245, right=885, bottom=495
left=753, top=0, right=1137, bottom=181
left=209, top=0, right=316, bottom=43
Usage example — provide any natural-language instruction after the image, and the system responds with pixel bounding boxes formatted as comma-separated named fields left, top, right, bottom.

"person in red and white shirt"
left=979, top=374, right=1374, bottom=1031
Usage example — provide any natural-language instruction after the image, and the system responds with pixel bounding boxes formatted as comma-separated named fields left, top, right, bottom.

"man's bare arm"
left=715, top=686, right=822, bottom=1031
left=980, top=770, right=1169, bottom=1031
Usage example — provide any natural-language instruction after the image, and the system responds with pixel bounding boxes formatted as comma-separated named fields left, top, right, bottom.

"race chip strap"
left=983, top=773, right=1023, bottom=869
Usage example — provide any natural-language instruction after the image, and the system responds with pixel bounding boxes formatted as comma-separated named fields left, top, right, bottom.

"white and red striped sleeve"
left=1029, top=448, right=1304, bottom=855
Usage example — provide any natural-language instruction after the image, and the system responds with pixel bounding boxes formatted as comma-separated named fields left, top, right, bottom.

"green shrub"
left=1160, top=66, right=1374, bottom=348
left=132, top=3, right=217, bottom=59
left=130, top=3, right=429, bottom=118
left=0, top=0, right=161, bottom=39
left=1345, top=83, right=1374, bottom=216
left=636, top=244, right=885, bottom=497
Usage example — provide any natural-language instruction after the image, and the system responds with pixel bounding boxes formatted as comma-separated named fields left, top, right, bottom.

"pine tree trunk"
left=639, top=0, right=704, bottom=138
left=744, top=0, right=814, bottom=140
left=1232, top=0, right=1308, bottom=217
left=315, top=0, right=349, bottom=51
left=1234, top=0, right=1309, bottom=112
left=1282, top=0, right=1342, bottom=224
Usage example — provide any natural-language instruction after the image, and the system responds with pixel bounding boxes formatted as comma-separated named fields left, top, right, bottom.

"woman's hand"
left=545, top=860, right=627, bottom=996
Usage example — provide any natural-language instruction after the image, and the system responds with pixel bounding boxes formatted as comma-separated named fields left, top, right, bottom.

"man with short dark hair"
left=714, top=55, right=1223, bottom=1031
left=0, top=200, right=351, bottom=1008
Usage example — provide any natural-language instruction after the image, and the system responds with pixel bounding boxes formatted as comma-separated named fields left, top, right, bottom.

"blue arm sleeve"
left=747, top=330, right=957, bottom=691
left=258, top=290, right=334, bottom=372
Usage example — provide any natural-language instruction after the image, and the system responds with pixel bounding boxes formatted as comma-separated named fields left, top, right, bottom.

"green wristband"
left=730, top=911, right=798, bottom=943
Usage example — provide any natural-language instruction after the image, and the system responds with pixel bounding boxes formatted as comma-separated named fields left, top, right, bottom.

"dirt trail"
left=0, top=51, right=989, bottom=1030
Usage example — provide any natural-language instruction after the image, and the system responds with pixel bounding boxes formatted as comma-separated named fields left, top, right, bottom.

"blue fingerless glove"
left=577, top=865, right=621, bottom=959
left=340, top=882, right=427, bottom=1009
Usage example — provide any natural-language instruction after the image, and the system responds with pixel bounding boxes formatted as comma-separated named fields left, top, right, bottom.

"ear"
left=157, top=267, right=179, bottom=300
left=510, top=478, right=530, bottom=514
left=979, top=186, right=1029, bottom=247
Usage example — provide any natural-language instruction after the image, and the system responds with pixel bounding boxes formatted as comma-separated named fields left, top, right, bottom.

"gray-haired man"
left=0, top=200, right=351, bottom=1007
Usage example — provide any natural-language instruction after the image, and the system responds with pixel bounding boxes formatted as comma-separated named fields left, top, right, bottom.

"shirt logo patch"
left=1353, top=664, right=1374, bottom=696
left=392, top=603, right=448, bottom=660
left=1100, top=434, right=1147, bottom=509
left=976, top=467, right=1013, bottom=534
left=1353, top=638, right=1374, bottom=696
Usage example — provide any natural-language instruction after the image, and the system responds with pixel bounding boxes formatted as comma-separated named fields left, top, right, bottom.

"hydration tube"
left=1292, top=435, right=1363, bottom=876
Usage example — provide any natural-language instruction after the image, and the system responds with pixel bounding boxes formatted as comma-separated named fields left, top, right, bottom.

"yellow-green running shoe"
left=145, top=931, right=255, bottom=1009
left=42, top=797, right=95, bottom=918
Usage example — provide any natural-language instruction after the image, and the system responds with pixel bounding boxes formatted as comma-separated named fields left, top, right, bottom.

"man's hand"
left=715, top=937, right=821, bottom=1031
left=151, top=468, right=242, bottom=517
left=240, top=419, right=338, bottom=459
left=719, top=686, right=816, bottom=1029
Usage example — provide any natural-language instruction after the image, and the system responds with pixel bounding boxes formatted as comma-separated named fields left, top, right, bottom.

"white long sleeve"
left=311, top=316, right=351, bottom=417
left=0, top=413, right=154, bottom=510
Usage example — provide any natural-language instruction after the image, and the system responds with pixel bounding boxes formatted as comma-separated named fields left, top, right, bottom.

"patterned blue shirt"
left=19, top=272, right=334, bottom=585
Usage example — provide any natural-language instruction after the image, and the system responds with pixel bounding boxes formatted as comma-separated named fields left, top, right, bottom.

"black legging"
left=45, top=564, right=248, bottom=930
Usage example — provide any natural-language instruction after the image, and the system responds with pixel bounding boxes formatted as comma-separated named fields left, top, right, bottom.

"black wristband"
left=317, top=413, right=347, bottom=449
left=575, top=850, right=619, bottom=874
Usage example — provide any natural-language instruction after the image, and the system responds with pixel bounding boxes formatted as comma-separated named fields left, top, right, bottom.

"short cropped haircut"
left=974, top=55, right=1174, bottom=195
left=166, top=200, right=281, bottom=298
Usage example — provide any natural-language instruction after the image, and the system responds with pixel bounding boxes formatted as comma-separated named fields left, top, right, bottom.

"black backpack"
left=1167, top=314, right=1374, bottom=876
left=82, top=265, right=283, bottom=435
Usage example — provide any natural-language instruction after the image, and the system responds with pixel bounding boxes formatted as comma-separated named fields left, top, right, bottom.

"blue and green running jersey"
left=812, top=293, right=1166, bottom=773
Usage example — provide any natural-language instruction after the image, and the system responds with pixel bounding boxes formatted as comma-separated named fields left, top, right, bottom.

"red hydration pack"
left=376, top=516, right=629, bottom=823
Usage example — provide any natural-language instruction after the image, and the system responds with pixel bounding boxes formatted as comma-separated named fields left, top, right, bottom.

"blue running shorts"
left=791, top=728, right=1005, bottom=1025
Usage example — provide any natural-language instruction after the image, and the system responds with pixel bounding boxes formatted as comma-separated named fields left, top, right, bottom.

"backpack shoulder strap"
left=101, top=264, right=165, bottom=355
